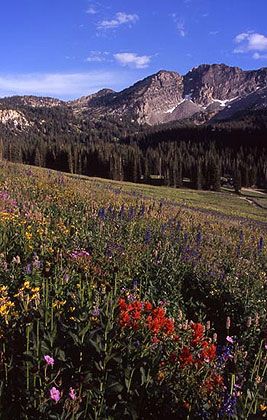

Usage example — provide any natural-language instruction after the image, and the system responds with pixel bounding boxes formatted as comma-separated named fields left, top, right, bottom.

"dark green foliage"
left=234, top=170, right=242, bottom=193
left=0, top=100, right=266, bottom=191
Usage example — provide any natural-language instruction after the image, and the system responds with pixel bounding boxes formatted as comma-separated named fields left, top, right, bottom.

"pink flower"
left=69, top=387, right=76, bottom=400
left=44, top=355, right=54, bottom=366
left=226, top=336, right=234, bottom=344
left=50, top=386, right=60, bottom=402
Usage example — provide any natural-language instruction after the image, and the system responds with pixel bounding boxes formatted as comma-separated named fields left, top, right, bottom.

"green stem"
left=45, top=278, right=49, bottom=327
left=26, top=323, right=30, bottom=392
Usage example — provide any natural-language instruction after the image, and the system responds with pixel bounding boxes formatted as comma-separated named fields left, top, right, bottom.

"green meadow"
left=0, top=161, right=265, bottom=419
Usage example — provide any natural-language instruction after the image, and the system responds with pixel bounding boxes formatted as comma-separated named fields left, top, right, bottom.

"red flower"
left=131, top=309, right=141, bottom=320
left=144, top=301, right=153, bottom=312
left=153, top=307, right=165, bottom=318
left=168, top=352, right=177, bottom=363
left=191, top=322, right=205, bottom=347
left=201, top=342, right=216, bottom=362
left=118, top=298, right=127, bottom=311
left=133, top=301, right=142, bottom=311
left=180, top=346, right=194, bottom=365
left=204, top=374, right=223, bottom=393
left=119, top=311, right=130, bottom=327
left=162, top=318, right=175, bottom=335
left=132, top=320, right=140, bottom=330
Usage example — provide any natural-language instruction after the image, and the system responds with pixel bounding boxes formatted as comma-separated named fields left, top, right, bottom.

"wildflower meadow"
left=0, top=162, right=266, bottom=419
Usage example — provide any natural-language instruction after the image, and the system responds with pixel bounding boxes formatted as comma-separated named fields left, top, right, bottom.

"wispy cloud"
left=233, top=32, right=267, bottom=55
left=85, top=51, right=111, bottom=63
left=86, top=7, right=97, bottom=14
left=171, top=14, right=186, bottom=37
left=0, top=71, right=132, bottom=99
left=253, top=52, right=267, bottom=60
left=97, top=12, right=139, bottom=30
left=114, top=53, right=151, bottom=69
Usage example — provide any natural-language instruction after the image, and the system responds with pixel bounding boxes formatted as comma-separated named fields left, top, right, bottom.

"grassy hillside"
left=0, top=161, right=265, bottom=419
left=66, top=172, right=267, bottom=226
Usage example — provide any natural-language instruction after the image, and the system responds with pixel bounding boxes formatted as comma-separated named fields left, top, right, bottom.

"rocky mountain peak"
left=1, top=63, right=266, bottom=130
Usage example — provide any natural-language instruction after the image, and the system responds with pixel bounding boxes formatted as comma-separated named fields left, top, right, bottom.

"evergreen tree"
left=234, top=169, right=242, bottom=193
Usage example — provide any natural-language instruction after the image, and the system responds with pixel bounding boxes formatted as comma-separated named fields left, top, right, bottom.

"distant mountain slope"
left=0, top=64, right=266, bottom=136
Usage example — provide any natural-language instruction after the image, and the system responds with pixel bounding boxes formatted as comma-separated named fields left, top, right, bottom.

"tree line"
left=0, top=106, right=266, bottom=192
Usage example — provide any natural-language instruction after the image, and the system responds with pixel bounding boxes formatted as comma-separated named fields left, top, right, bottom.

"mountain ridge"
left=0, top=63, right=267, bottom=130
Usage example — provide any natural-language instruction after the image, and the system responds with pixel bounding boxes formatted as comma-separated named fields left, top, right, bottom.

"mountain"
left=0, top=64, right=267, bottom=135
left=66, top=63, right=267, bottom=125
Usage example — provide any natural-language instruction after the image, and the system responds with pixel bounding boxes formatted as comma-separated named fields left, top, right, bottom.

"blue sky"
left=0, top=0, right=266, bottom=99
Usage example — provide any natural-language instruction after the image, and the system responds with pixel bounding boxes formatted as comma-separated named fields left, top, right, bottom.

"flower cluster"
left=0, top=285, right=15, bottom=322
left=118, top=298, right=174, bottom=336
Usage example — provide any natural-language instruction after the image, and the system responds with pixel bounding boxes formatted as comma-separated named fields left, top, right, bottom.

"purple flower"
left=63, top=274, right=70, bottom=282
left=98, top=207, right=105, bottom=220
left=25, top=264, right=32, bottom=274
left=69, top=387, right=76, bottom=400
left=119, top=204, right=125, bottom=218
left=93, top=307, right=100, bottom=317
left=226, top=336, right=234, bottom=344
left=44, top=355, right=54, bottom=366
left=50, top=386, right=60, bottom=402
left=196, top=231, right=201, bottom=245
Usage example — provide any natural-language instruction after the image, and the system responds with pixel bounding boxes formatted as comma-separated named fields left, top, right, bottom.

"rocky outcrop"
left=0, top=109, right=33, bottom=129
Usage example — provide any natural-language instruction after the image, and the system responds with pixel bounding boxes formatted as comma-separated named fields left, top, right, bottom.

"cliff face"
left=68, top=64, right=267, bottom=125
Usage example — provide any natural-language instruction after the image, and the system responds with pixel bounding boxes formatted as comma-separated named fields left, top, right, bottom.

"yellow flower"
left=24, top=281, right=30, bottom=289
left=26, top=232, right=32, bottom=240
left=260, top=404, right=267, bottom=412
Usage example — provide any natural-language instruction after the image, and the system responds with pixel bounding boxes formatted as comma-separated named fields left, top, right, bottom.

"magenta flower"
left=226, top=336, right=234, bottom=344
left=50, top=386, right=60, bottom=402
left=44, top=355, right=54, bottom=366
left=69, top=387, right=76, bottom=400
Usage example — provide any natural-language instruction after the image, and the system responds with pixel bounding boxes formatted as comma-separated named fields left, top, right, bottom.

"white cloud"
left=171, top=14, right=186, bottom=37
left=86, top=7, right=97, bottom=14
left=234, top=32, right=267, bottom=54
left=97, top=12, right=139, bottom=30
left=86, top=56, right=105, bottom=62
left=248, top=33, right=267, bottom=51
left=253, top=52, right=267, bottom=60
left=0, top=71, right=132, bottom=100
left=85, top=51, right=110, bottom=63
left=209, top=31, right=219, bottom=35
left=114, top=53, right=151, bottom=69
left=235, top=32, right=249, bottom=43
